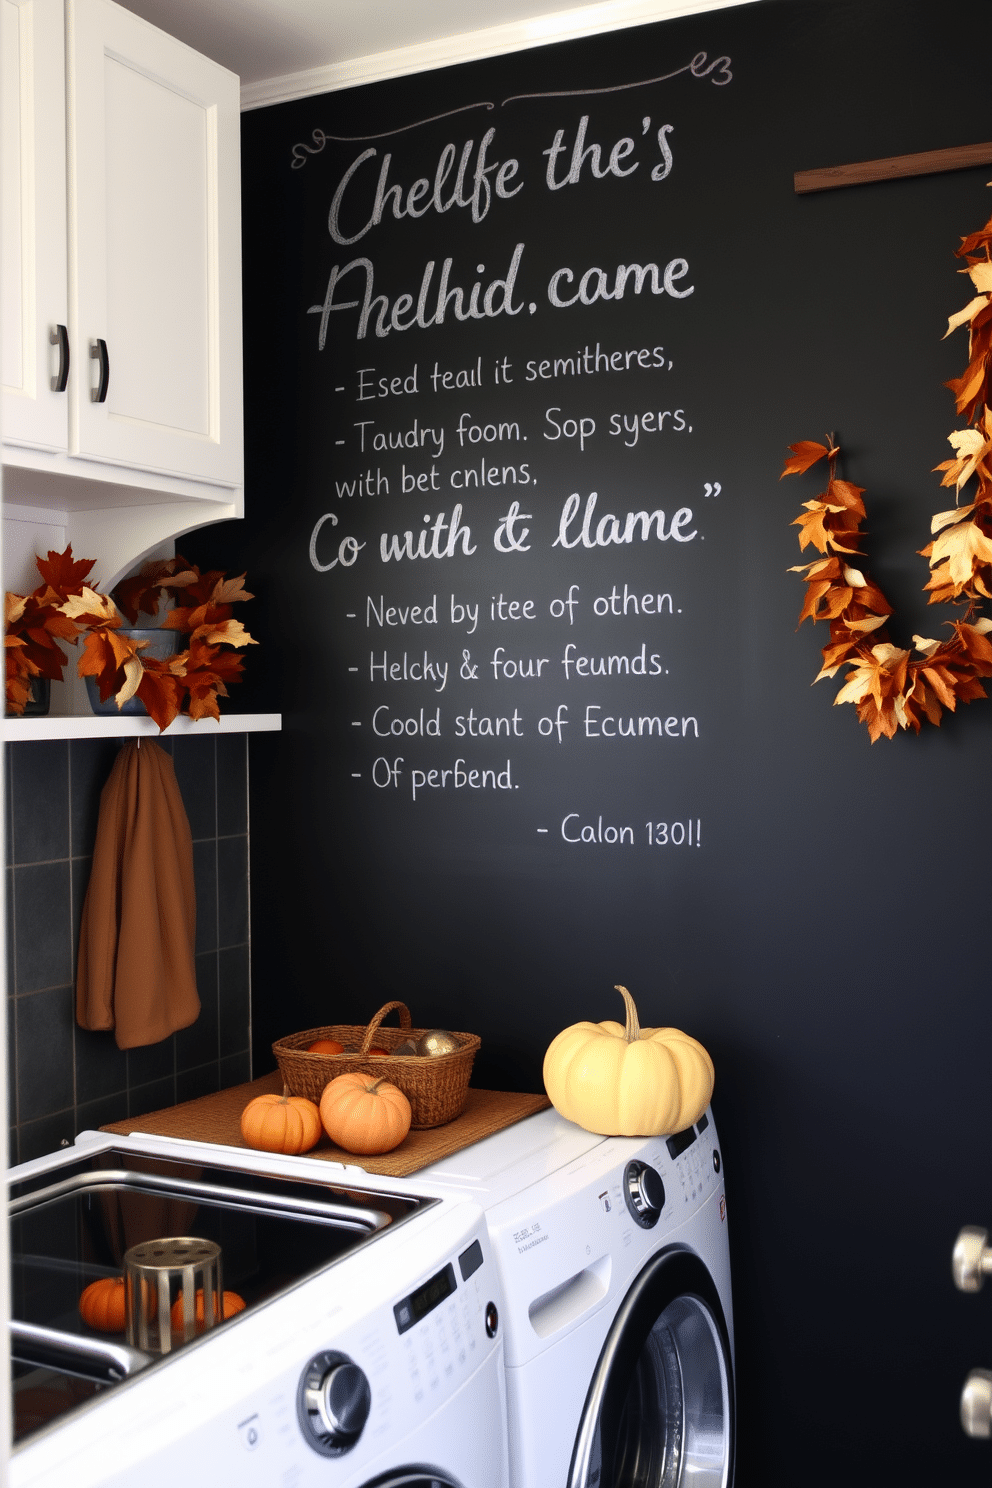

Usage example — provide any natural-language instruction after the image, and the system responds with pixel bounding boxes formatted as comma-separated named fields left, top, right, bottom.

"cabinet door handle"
left=49, top=324, right=69, bottom=393
left=90, top=338, right=109, bottom=403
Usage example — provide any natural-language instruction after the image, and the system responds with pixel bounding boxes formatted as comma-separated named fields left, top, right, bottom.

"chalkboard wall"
left=185, top=2, right=992, bottom=1481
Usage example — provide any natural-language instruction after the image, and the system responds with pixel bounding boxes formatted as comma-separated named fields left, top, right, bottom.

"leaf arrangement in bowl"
left=4, top=547, right=256, bottom=729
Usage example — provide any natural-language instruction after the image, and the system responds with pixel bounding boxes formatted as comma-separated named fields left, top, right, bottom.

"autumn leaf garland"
left=3, top=547, right=94, bottom=714
left=784, top=200, right=992, bottom=742
left=4, top=551, right=256, bottom=730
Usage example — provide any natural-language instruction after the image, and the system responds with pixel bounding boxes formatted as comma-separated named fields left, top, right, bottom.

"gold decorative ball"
left=417, top=1029, right=460, bottom=1058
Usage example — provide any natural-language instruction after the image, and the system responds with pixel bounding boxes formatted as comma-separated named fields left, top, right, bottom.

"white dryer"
left=416, top=1104, right=734, bottom=1488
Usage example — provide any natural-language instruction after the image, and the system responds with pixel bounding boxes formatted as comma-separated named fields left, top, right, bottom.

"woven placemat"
left=101, top=1071, right=551, bottom=1177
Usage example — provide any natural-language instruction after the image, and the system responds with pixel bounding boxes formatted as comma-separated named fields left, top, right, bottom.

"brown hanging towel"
left=76, top=740, right=200, bottom=1049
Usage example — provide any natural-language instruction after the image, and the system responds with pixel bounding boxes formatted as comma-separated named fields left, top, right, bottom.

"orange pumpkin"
left=307, top=1038, right=344, bottom=1054
left=79, top=1276, right=128, bottom=1332
left=320, top=1074, right=412, bottom=1154
left=240, top=1090, right=322, bottom=1154
left=170, top=1288, right=246, bottom=1334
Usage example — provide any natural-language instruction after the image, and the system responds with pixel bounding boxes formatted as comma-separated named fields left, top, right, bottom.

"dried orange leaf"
left=781, top=441, right=832, bottom=478
left=114, top=655, right=144, bottom=707
left=191, top=618, right=256, bottom=649
left=912, top=635, right=942, bottom=656
left=59, top=588, right=122, bottom=627
left=846, top=614, right=888, bottom=634
left=966, top=263, right=992, bottom=294
left=944, top=294, right=989, bottom=338
left=931, top=501, right=977, bottom=533
left=930, top=519, right=992, bottom=586
left=209, top=574, right=254, bottom=606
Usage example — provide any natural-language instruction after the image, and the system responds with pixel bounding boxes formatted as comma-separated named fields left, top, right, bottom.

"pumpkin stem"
left=367, top=1078, right=386, bottom=1095
left=279, top=1085, right=290, bottom=1103
left=615, top=985, right=641, bottom=1043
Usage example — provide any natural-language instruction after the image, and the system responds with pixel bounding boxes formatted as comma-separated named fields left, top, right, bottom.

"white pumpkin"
left=543, top=985, right=714, bottom=1136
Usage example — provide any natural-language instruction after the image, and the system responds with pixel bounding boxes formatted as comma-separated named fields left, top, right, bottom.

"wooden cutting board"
left=102, top=1070, right=551, bottom=1177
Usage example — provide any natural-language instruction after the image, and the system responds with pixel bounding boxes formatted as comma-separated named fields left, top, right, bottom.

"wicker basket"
left=272, top=1001, right=480, bottom=1129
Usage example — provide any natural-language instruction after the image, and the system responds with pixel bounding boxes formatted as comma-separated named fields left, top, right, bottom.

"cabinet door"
left=1, top=0, right=69, bottom=452
left=67, top=0, right=242, bottom=488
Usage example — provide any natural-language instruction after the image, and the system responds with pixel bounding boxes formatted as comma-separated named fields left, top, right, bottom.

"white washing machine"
left=412, top=1104, right=735, bottom=1488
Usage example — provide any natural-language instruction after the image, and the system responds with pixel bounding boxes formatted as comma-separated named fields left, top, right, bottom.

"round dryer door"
left=360, top=1473, right=462, bottom=1488
left=567, top=1249, right=734, bottom=1488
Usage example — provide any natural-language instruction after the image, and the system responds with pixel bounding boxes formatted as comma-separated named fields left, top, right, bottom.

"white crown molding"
left=240, top=0, right=760, bottom=111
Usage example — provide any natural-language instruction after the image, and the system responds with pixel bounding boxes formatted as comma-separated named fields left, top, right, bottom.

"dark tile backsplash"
left=5, top=733, right=253, bottom=1166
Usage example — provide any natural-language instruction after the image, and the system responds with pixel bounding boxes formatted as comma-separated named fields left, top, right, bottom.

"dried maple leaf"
left=113, top=557, right=202, bottom=623
left=934, top=427, right=991, bottom=492
left=931, top=500, right=978, bottom=531
left=189, top=617, right=256, bottom=649
left=945, top=295, right=989, bottom=339
left=5, top=593, right=27, bottom=628
left=792, top=501, right=862, bottom=555
left=780, top=441, right=835, bottom=478
left=179, top=564, right=229, bottom=607
left=76, top=629, right=146, bottom=701
left=947, top=355, right=989, bottom=421
left=929, top=519, right=992, bottom=590
left=919, top=663, right=959, bottom=709
left=35, top=546, right=95, bottom=597
left=952, top=619, right=992, bottom=666
left=913, top=634, right=942, bottom=657
left=209, top=574, right=254, bottom=606
left=60, top=588, right=124, bottom=629
left=844, top=613, right=889, bottom=634
left=826, top=478, right=867, bottom=517
left=134, top=666, right=181, bottom=731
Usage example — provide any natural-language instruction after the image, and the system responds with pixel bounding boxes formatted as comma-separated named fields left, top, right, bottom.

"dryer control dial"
left=623, top=1161, right=665, bottom=1228
left=297, top=1351, right=371, bottom=1456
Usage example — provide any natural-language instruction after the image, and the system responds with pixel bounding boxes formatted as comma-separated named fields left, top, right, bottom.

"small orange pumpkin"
left=170, top=1288, right=246, bottom=1333
left=240, top=1090, right=322, bottom=1154
left=307, top=1038, right=344, bottom=1054
left=79, top=1276, right=128, bottom=1332
left=320, top=1074, right=412, bottom=1154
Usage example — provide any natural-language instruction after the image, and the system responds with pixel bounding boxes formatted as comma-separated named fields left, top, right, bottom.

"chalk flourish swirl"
left=501, top=51, right=732, bottom=105
left=288, top=51, right=731, bottom=168
left=290, top=103, right=495, bottom=167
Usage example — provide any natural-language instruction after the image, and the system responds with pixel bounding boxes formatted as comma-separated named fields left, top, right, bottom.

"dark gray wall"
left=5, top=733, right=252, bottom=1164
left=179, top=3, right=992, bottom=1483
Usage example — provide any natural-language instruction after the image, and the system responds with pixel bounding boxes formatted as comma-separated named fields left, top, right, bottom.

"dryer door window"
left=568, top=1250, right=734, bottom=1488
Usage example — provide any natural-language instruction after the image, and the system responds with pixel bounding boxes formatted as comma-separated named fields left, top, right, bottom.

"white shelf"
left=1, top=712, right=282, bottom=743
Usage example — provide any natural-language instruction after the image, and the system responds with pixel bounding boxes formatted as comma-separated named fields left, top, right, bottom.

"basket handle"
left=359, top=1001, right=412, bottom=1053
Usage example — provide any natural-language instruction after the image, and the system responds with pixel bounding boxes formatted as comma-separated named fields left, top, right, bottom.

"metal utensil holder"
left=124, top=1236, right=223, bottom=1354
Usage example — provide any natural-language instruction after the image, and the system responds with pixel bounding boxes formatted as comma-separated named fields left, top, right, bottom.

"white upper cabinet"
left=2, top=0, right=69, bottom=453
left=1, top=0, right=243, bottom=501
left=67, top=0, right=242, bottom=487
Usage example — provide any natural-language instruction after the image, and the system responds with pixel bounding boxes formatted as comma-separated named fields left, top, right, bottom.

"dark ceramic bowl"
left=85, top=629, right=180, bottom=716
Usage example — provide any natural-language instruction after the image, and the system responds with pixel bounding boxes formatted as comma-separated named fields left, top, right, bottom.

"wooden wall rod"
left=795, top=141, right=992, bottom=195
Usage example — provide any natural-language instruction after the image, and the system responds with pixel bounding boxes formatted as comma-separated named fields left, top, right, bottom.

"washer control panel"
left=293, top=1220, right=498, bottom=1461
left=397, top=1237, right=496, bottom=1418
